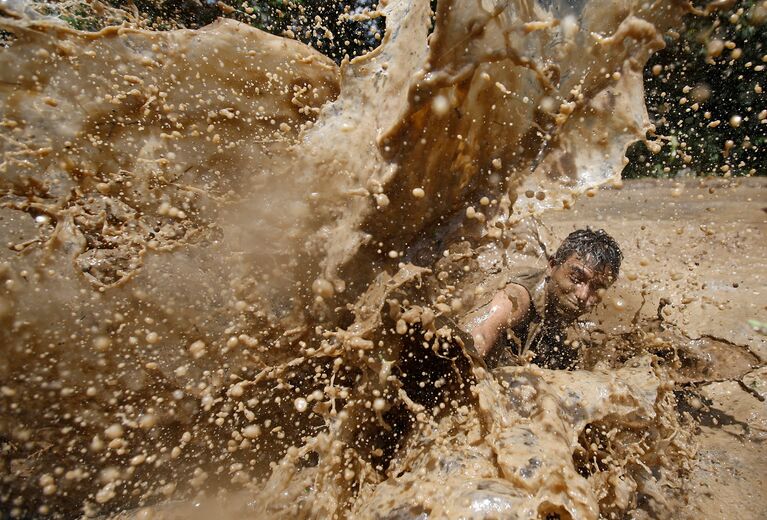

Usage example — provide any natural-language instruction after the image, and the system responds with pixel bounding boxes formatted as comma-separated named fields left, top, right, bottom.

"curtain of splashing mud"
left=0, top=0, right=700, bottom=518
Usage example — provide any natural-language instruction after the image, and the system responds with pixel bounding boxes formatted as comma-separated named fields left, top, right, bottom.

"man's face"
left=546, top=253, right=616, bottom=320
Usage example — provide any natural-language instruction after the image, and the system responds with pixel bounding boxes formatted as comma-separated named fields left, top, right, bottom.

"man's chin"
left=554, top=303, right=586, bottom=320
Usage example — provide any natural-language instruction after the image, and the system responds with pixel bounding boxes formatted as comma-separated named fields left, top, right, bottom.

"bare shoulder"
left=484, top=283, right=531, bottom=325
left=502, top=283, right=532, bottom=314
left=470, top=283, right=532, bottom=357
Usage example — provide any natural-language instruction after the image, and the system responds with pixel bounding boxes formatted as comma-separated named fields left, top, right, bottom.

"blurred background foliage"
left=624, top=0, right=766, bottom=178
left=23, top=0, right=767, bottom=178
left=33, top=0, right=386, bottom=61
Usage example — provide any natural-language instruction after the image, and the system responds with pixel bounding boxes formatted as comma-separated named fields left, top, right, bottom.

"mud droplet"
left=188, top=340, right=206, bottom=359
left=95, top=483, right=117, bottom=504
left=242, top=425, right=261, bottom=438
left=432, top=95, right=449, bottom=116
left=104, top=424, right=124, bottom=440
left=312, top=278, right=335, bottom=298
left=93, top=336, right=111, bottom=352
left=396, top=319, right=408, bottom=335
left=706, top=39, right=724, bottom=58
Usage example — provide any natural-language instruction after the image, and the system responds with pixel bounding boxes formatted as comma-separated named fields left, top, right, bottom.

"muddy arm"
left=469, top=285, right=531, bottom=357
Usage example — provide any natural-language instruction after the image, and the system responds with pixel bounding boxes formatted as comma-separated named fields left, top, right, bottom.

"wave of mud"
left=0, top=0, right=762, bottom=518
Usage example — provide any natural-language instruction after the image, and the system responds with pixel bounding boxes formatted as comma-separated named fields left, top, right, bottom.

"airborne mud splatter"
left=1, top=0, right=765, bottom=518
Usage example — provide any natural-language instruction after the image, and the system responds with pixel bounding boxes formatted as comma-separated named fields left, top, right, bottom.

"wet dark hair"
left=551, top=228, right=623, bottom=277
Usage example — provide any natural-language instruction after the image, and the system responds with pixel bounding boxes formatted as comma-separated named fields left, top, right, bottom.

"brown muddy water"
left=1, top=0, right=765, bottom=518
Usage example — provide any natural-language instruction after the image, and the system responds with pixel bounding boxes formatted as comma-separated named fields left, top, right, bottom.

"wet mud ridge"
left=1, top=0, right=766, bottom=518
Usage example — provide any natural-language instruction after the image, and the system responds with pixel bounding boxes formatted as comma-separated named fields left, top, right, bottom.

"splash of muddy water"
left=0, top=0, right=707, bottom=518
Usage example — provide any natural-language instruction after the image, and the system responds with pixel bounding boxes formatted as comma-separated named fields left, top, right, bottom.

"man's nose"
left=575, top=284, right=590, bottom=302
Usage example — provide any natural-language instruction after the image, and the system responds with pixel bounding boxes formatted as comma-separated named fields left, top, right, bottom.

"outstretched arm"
left=469, top=284, right=531, bottom=358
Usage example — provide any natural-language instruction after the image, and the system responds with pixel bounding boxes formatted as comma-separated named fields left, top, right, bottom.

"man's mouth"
left=561, top=296, right=584, bottom=313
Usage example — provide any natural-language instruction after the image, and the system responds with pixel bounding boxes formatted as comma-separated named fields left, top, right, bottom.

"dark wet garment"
left=521, top=321, right=579, bottom=371
left=484, top=273, right=579, bottom=371
left=484, top=311, right=578, bottom=371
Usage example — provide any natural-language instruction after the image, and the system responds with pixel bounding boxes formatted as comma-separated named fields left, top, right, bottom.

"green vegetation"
left=33, top=0, right=384, bottom=62
left=749, top=319, right=767, bottom=335
left=624, top=0, right=766, bottom=178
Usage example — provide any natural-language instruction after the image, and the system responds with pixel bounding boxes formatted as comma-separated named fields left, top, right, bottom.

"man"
left=467, top=228, right=622, bottom=370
